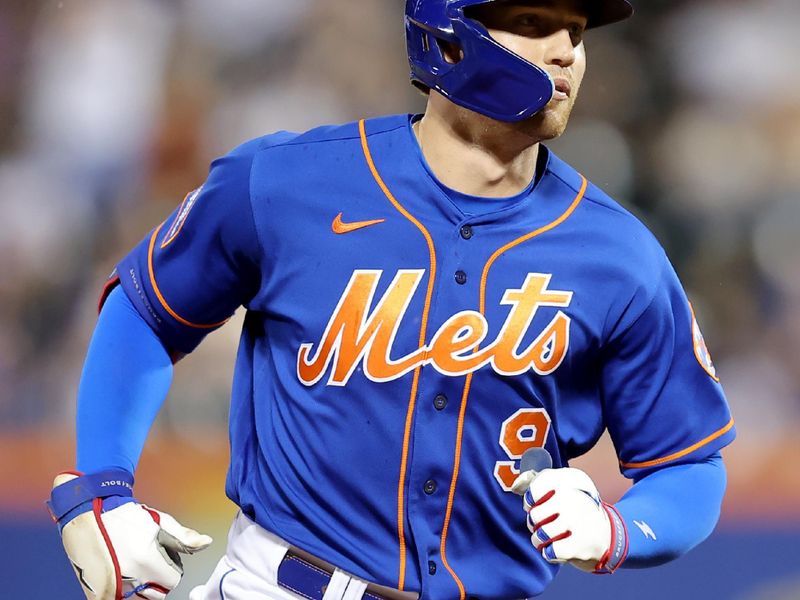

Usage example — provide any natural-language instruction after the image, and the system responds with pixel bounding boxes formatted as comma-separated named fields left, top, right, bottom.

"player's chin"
left=520, top=106, right=571, bottom=141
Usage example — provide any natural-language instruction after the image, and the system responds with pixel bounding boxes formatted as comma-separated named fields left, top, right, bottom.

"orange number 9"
left=493, top=408, right=552, bottom=491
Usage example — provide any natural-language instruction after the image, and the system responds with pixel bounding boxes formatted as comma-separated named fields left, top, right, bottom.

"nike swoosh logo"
left=332, top=212, right=385, bottom=234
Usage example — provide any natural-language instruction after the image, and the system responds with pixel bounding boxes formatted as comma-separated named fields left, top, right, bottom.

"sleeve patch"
left=161, top=186, right=203, bottom=249
left=690, top=303, right=719, bottom=382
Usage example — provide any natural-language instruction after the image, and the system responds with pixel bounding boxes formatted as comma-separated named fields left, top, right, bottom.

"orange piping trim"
left=359, top=119, right=438, bottom=591
left=147, top=224, right=230, bottom=329
left=440, top=175, right=588, bottom=600
left=620, top=417, right=735, bottom=469
left=479, top=175, right=588, bottom=303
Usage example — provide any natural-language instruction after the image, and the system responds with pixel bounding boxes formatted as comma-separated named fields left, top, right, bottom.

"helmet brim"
left=585, top=0, right=634, bottom=29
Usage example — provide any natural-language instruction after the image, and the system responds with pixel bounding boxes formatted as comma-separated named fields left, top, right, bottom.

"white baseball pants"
left=189, top=512, right=411, bottom=600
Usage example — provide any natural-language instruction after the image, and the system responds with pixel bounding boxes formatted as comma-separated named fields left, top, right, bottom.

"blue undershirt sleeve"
left=616, top=452, right=727, bottom=568
left=75, top=285, right=173, bottom=475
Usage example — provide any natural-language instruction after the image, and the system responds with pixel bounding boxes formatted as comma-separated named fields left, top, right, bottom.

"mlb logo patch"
left=690, top=303, right=719, bottom=382
left=161, top=186, right=203, bottom=249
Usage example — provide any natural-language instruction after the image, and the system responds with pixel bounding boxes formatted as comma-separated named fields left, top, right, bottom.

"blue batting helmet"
left=406, top=0, right=633, bottom=122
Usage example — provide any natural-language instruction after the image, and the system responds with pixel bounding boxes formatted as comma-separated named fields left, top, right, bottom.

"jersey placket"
left=401, top=216, right=492, bottom=599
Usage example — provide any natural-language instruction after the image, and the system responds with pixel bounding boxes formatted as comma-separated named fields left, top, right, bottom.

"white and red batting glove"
left=512, top=467, right=628, bottom=574
left=47, top=470, right=212, bottom=600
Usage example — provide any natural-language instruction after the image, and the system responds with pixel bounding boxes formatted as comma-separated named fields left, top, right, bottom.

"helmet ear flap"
left=406, top=0, right=554, bottom=122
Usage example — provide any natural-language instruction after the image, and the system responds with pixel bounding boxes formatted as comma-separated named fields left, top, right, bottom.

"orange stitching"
left=438, top=374, right=469, bottom=600
left=359, top=119, right=438, bottom=591
left=440, top=175, right=587, bottom=600
left=147, top=224, right=230, bottom=330
left=619, top=417, right=734, bottom=469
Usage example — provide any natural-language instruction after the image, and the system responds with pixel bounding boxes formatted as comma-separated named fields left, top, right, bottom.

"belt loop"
left=342, top=576, right=368, bottom=600
left=322, top=569, right=351, bottom=600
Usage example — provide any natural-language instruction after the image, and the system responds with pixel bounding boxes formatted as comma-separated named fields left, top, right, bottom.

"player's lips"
left=552, top=78, right=572, bottom=100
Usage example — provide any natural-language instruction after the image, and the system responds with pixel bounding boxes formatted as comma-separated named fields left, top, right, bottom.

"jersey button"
left=434, top=394, right=447, bottom=411
left=460, top=225, right=473, bottom=240
left=455, top=270, right=467, bottom=285
left=428, top=561, right=437, bottom=575
left=424, top=479, right=437, bottom=495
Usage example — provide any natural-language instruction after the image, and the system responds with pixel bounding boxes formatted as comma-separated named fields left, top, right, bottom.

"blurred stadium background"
left=1, top=0, right=799, bottom=598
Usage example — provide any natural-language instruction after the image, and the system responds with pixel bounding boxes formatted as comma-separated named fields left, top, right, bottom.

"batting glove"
left=47, top=470, right=212, bottom=600
left=512, top=467, right=628, bottom=574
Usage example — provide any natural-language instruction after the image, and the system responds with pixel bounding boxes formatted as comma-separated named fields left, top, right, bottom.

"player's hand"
left=512, top=467, right=628, bottom=574
left=48, top=470, right=213, bottom=599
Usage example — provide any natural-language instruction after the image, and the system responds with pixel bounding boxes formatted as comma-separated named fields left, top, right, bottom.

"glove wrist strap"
left=594, top=502, right=628, bottom=574
left=47, top=469, right=135, bottom=523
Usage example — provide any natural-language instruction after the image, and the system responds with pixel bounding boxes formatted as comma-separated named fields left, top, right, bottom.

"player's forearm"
left=76, top=285, right=173, bottom=474
left=615, top=452, right=726, bottom=568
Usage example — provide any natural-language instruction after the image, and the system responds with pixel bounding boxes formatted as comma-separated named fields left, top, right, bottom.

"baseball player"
left=48, top=1, right=736, bottom=599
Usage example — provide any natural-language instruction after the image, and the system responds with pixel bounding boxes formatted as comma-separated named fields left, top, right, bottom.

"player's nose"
left=544, top=28, right=576, bottom=68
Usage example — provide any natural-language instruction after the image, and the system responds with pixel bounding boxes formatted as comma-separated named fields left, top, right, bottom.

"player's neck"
left=414, top=103, right=540, bottom=198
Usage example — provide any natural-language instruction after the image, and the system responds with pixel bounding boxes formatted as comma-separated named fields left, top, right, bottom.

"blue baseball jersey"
left=115, top=114, right=735, bottom=599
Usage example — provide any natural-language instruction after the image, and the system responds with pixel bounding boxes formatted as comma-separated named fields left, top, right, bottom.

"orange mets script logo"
left=297, top=270, right=573, bottom=386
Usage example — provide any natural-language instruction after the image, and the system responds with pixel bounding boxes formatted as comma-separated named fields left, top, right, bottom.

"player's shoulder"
left=546, top=151, right=680, bottom=335
left=547, top=149, right=667, bottom=270
left=209, top=115, right=408, bottom=205
left=239, top=114, right=407, bottom=156
left=207, top=133, right=294, bottom=181
left=219, top=115, right=409, bottom=184
left=210, top=123, right=359, bottom=181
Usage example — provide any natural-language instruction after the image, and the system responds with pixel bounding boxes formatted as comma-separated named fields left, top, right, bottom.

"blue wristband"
left=46, top=469, right=135, bottom=525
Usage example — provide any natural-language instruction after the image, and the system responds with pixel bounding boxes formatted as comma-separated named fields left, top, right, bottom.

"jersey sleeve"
left=601, top=254, right=736, bottom=479
left=116, top=139, right=263, bottom=354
